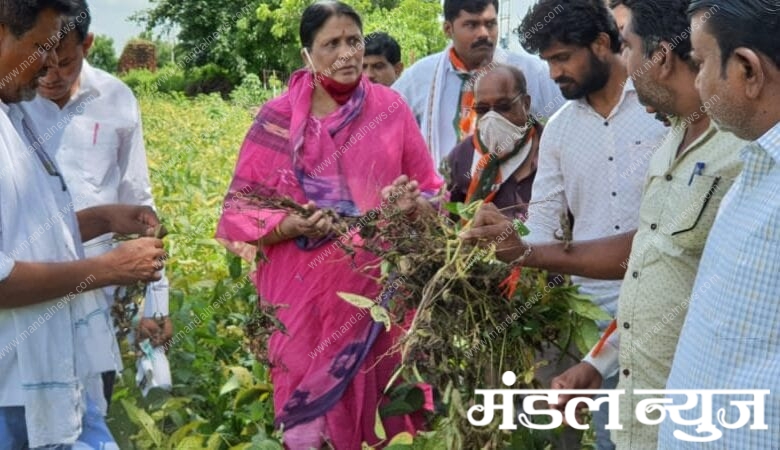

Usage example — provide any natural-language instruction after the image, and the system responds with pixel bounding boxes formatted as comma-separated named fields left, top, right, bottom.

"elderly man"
left=0, top=1, right=165, bottom=448
left=659, top=0, right=780, bottom=446
left=447, top=63, right=541, bottom=219
left=463, top=0, right=747, bottom=447
left=392, top=0, right=562, bottom=170
left=20, top=0, right=172, bottom=407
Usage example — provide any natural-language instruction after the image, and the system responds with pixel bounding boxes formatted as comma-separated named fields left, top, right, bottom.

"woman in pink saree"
left=216, top=2, right=442, bottom=448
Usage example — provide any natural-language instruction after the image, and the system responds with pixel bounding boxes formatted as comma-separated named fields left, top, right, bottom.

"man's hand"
left=100, top=237, right=166, bottom=285
left=550, top=362, right=604, bottom=426
left=107, top=205, right=167, bottom=237
left=459, top=203, right=527, bottom=262
left=137, top=316, right=173, bottom=348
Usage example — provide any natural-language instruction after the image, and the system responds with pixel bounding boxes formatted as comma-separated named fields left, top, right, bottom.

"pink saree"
left=216, top=70, right=442, bottom=449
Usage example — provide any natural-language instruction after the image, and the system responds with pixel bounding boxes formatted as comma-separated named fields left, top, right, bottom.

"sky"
left=88, top=0, right=153, bottom=53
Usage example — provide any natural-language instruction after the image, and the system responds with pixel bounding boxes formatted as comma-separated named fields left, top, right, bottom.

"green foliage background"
left=136, top=0, right=447, bottom=74
left=107, top=93, right=285, bottom=449
left=88, top=34, right=119, bottom=73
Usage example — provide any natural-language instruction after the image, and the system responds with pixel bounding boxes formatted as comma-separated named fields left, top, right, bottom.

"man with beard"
left=446, top=64, right=542, bottom=219
left=659, top=0, right=780, bottom=446
left=462, top=0, right=747, bottom=447
left=392, top=0, right=562, bottom=170
left=0, top=1, right=166, bottom=448
left=517, top=1, right=666, bottom=448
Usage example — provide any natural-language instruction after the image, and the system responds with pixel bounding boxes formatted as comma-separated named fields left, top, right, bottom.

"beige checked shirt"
left=584, top=117, right=746, bottom=449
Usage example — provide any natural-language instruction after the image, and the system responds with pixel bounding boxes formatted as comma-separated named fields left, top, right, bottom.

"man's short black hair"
left=608, top=0, right=624, bottom=8
left=688, top=0, right=780, bottom=72
left=364, top=31, right=401, bottom=65
left=443, top=0, right=499, bottom=22
left=0, top=0, right=75, bottom=37
left=623, top=0, right=692, bottom=63
left=62, top=0, right=90, bottom=43
left=519, top=0, right=621, bottom=55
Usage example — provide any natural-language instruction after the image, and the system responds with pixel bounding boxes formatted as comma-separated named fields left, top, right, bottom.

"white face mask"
left=476, top=111, right=531, bottom=156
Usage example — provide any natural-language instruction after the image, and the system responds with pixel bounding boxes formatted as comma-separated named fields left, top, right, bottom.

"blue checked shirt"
left=659, top=122, right=780, bottom=449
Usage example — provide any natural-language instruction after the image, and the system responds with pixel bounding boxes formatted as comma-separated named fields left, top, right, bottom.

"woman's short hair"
left=300, top=0, right=363, bottom=50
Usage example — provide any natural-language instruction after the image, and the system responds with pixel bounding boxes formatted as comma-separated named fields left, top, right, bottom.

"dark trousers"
left=101, top=370, right=117, bottom=410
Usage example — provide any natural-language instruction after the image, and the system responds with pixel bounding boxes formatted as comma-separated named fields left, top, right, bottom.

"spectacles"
left=473, top=92, right=525, bottom=116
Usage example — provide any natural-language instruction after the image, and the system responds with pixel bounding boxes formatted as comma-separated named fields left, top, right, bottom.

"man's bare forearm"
left=523, top=231, right=636, bottom=280
left=0, top=259, right=114, bottom=308
left=76, top=206, right=112, bottom=241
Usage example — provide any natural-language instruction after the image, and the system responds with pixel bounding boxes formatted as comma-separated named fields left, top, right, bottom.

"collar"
left=755, top=121, right=780, bottom=162
left=0, top=100, right=8, bottom=115
left=575, top=76, right=637, bottom=110
left=444, top=45, right=504, bottom=75
left=70, top=61, right=101, bottom=101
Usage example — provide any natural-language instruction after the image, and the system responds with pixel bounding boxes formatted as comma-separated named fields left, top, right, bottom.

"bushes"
left=122, top=66, right=187, bottom=96
left=122, top=64, right=274, bottom=105
left=230, top=74, right=272, bottom=108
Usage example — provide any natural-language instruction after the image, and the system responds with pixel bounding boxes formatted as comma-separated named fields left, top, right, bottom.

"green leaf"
left=206, top=433, right=224, bottom=450
left=374, top=408, right=387, bottom=441
left=387, top=431, right=415, bottom=447
left=337, top=292, right=376, bottom=309
left=512, top=218, right=530, bottom=237
left=233, top=384, right=273, bottom=409
left=442, top=202, right=461, bottom=215
left=574, top=319, right=603, bottom=355
left=170, top=419, right=206, bottom=443
left=220, top=373, right=241, bottom=395
left=120, top=398, right=164, bottom=447
left=380, top=385, right=425, bottom=418
left=566, top=296, right=611, bottom=321
left=227, top=251, right=243, bottom=279
left=369, top=304, right=392, bottom=331
left=176, top=436, right=205, bottom=450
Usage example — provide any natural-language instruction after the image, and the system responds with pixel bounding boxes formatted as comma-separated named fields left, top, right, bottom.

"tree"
left=139, top=30, right=179, bottom=68
left=257, top=0, right=446, bottom=68
left=134, top=0, right=283, bottom=80
left=135, top=0, right=446, bottom=76
left=88, top=34, right=118, bottom=73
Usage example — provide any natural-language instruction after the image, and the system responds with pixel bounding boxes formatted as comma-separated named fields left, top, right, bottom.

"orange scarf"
left=465, top=125, right=537, bottom=204
left=449, top=48, right=477, bottom=143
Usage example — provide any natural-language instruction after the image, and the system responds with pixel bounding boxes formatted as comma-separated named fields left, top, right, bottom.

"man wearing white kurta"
left=20, top=2, right=172, bottom=405
left=0, top=3, right=166, bottom=448
left=392, top=0, right=563, bottom=170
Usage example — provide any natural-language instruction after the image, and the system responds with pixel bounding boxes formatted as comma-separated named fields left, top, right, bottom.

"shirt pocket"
left=667, top=174, right=723, bottom=251
left=68, top=120, right=121, bottom=188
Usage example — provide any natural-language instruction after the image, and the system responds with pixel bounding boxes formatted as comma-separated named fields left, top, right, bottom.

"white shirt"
left=20, top=62, right=168, bottom=317
left=524, top=82, right=668, bottom=318
left=0, top=102, right=86, bottom=407
left=393, top=47, right=564, bottom=168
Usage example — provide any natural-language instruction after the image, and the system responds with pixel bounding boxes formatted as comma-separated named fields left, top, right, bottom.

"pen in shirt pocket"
left=688, top=162, right=705, bottom=186
left=92, top=122, right=99, bottom=145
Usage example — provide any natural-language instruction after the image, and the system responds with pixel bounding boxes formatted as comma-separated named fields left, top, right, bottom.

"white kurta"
left=0, top=100, right=117, bottom=447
